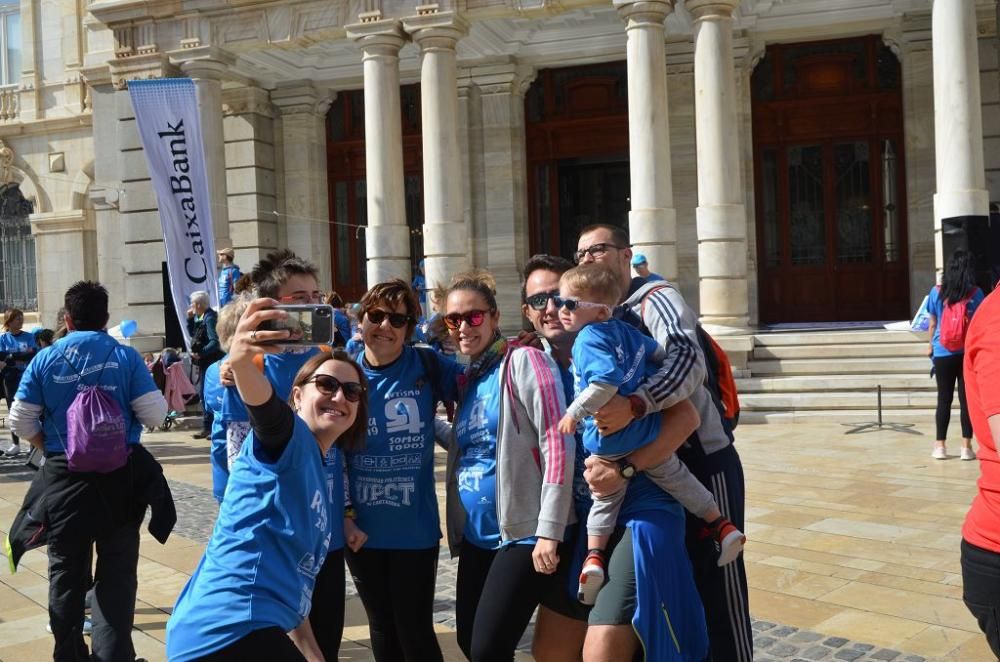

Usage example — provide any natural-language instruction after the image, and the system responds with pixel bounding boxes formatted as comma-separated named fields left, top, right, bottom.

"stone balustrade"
left=0, top=85, right=18, bottom=122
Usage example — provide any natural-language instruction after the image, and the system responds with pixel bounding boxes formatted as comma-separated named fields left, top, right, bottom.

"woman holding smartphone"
left=166, top=299, right=368, bottom=661
left=343, top=279, right=464, bottom=661
left=443, top=272, right=576, bottom=661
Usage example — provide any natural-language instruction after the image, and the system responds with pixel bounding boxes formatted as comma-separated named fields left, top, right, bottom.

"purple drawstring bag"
left=57, top=347, right=129, bottom=473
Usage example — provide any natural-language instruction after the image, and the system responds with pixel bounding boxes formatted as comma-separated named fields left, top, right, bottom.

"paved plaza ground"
left=0, top=421, right=995, bottom=661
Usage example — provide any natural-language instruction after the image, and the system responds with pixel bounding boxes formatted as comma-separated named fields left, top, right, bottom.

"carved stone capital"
left=171, top=46, right=237, bottom=82
left=271, top=82, right=335, bottom=117
left=685, top=0, right=739, bottom=22
left=108, top=53, right=179, bottom=90
left=346, top=18, right=407, bottom=56
left=613, top=0, right=675, bottom=27
left=462, top=61, right=536, bottom=98
left=403, top=10, right=468, bottom=52
left=222, top=86, right=275, bottom=118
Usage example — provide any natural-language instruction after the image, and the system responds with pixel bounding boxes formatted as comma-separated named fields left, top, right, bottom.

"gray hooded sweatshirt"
left=445, top=345, right=576, bottom=556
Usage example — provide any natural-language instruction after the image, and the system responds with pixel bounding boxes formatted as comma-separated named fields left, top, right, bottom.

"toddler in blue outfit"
left=556, top=264, right=745, bottom=605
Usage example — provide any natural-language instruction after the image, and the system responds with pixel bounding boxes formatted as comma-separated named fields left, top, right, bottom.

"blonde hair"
left=216, top=294, right=251, bottom=352
left=560, top=264, right=621, bottom=307
left=447, top=269, right=498, bottom=311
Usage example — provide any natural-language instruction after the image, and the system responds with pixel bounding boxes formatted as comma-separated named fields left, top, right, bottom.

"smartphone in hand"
left=260, top=304, right=335, bottom=346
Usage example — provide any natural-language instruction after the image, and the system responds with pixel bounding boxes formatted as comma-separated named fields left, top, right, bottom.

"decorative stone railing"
left=0, top=85, right=18, bottom=122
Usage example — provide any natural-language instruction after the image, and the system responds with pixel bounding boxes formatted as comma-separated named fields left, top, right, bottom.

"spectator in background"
left=961, top=286, right=1000, bottom=659
left=630, top=254, right=664, bottom=282
left=35, top=328, right=56, bottom=349
left=187, top=291, right=223, bottom=440
left=9, top=280, right=169, bottom=661
left=216, top=248, right=242, bottom=307
left=412, top=259, right=428, bottom=318
left=1, top=308, right=39, bottom=457
left=325, top=292, right=352, bottom=348
left=927, top=249, right=985, bottom=460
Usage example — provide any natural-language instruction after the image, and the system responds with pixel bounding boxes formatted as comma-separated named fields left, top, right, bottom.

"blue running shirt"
left=15, top=332, right=158, bottom=454
left=571, top=319, right=662, bottom=457
left=0, top=330, right=38, bottom=372
left=166, top=417, right=333, bottom=661
left=347, top=346, right=461, bottom=549
left=204, top=360, right=228, bottom=502
left=455, top=364, right=503, bottom=549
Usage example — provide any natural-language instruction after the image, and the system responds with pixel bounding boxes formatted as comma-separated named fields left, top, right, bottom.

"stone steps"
left=737, top=328, right=943, bottom=424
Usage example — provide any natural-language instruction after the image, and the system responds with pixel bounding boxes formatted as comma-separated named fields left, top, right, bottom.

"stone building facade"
left=1, top=0, right=997, bottom=348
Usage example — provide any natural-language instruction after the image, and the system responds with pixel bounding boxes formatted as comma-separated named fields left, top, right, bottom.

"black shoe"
left=192, top=430, right=210, bottom=439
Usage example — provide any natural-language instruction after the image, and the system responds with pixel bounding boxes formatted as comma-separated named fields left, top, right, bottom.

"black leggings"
left=197, top=627, right=305, bottom=661
left=345, top=546, right=442, bottom=662
left=310, top=547, right=345, bottom=660
left=934, top=354, right=973, bottom=440
left=456, top=542, right=553, bottom=662
left=961, top=539, right=1000, bottom=659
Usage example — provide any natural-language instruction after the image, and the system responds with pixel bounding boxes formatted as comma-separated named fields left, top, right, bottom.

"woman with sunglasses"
left=340, top=279, right=463, bottom=661
left=442, top=271, right=575, bottom=661
left=218, top=249, right=349, bottom=657
left=166, top=298, right=368, bottom=661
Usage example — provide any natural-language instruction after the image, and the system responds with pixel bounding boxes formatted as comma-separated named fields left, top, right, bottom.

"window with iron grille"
left=0, top=182, right=35, bottom=311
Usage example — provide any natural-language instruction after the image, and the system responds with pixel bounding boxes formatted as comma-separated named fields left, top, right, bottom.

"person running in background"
left=216, top=248, right=242, bottom=307
left=344, top=279, right=462, bottom=662
left=10, top=281, right=169, bottom=661
left=927, top=249, right=985, bottom=460
left=556, top=264, right=744, bottom=605
left=961, top=286, right=1000, bottom=659
left=166, top=299, right=367, bottom=661
left=630, top=254, right=663, bottom=282
left=1, top=308, right=39, bottom=457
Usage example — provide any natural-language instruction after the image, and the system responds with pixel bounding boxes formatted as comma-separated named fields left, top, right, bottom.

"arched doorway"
left=327, top=86, right=424, bottom=302
left=526, top=62, right=630, bottom=260
left=751, top=36, right=909, bottom=323
left=0, top=182, right=36, bottom=311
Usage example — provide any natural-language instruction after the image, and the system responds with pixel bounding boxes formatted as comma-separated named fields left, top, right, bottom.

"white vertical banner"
left=129, top=78, right=219, bottom=350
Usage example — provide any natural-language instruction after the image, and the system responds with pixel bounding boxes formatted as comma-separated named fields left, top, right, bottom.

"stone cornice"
left=346, top=17, right=408, bottom=53
left=0, top=113, right=93, bottom=139
left=170, top=45, right=238, bottom=81
left=29, top=210, right=96, bottom=237
left=404, top=9, right=469, bottom=51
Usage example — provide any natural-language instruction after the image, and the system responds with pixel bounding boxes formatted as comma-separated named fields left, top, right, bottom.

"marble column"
left=176, top=47, right=235, bottom=253
left=932, top=0, right=989, bottom=271
left=404, top=10, right=470, bottom=300
left=271, top=82, right=334, bottom=288
left=689, top=0, right=749, bottom=331
left=347, top=19, right=411, bottom=286
left=614, top=0, right=677, bottom=281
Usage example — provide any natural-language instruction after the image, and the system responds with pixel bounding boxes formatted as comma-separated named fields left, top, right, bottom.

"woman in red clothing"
left=961, top=286, right=1000, bottom=659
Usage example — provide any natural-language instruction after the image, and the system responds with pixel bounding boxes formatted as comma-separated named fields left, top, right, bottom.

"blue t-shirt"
left=346, top=346, right=461, bottom=549
left=646, top=273, right=665, bottom=282
left=0, top=330, right=38, bottom=373
left=15, top=331, right=158, bottom=454
left=333, top=310, right=351, bottom=346
left=204, top=360, right=228, bottom=502
left=166, top=416, right=335, bottom=661
left=455, top=365, right=503, bottom=549
left=558, top=363, right=592, bottom=516
left=928, top=285, right=985, bottom=357
left=571, top=319, right=662, bottom=457
left=217, top=264, right=241, bottom=307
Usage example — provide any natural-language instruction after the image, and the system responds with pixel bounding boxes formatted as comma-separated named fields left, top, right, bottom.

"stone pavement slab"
left=0, top=422, right=997, bottom=661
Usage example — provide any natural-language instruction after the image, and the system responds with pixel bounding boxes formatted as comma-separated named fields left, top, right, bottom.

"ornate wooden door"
left=752, top=36, right=909, bottom=322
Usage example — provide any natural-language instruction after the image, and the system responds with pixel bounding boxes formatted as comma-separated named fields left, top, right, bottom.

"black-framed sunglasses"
left=552, top=296, right=610, bottom=313
left=524, top=290, right=560, bottom=311
left=443, top=309, right=492, bottom=330
left=573, top=242, right=626, bottom=264
left=305, top=374, right=366, bottom=402
left=366, top=310, right=413, bottom=329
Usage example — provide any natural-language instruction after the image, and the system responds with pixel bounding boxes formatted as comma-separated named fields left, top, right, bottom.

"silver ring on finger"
left=250, top=329, right=258, bottom=343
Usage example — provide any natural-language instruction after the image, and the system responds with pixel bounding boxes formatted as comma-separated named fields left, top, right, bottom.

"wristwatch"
left=618, top=460, right=637, bottom=480
left=627, top=394, right=647, bottom=420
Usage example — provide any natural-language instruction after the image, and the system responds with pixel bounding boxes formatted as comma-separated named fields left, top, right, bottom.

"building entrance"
left=752, top=36, right=909, bottom=322
left=527, top=62, right=630, bottom=259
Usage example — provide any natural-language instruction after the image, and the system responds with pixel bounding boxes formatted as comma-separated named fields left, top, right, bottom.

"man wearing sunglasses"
left=520, top=255, right=703, bottom=662
left=575, top=224, right=752, bottom=662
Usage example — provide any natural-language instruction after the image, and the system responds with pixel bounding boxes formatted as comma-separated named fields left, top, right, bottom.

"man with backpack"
left=574, top=225, right=753, bottom=662
left=9, top=280, right=169, bottom=661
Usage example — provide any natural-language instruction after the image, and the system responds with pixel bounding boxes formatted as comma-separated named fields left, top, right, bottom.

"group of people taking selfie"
left=9, top=223, right=751, bottom=662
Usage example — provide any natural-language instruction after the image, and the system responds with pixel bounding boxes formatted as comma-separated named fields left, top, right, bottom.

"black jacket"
left=5, top=444, right=176, bottom=572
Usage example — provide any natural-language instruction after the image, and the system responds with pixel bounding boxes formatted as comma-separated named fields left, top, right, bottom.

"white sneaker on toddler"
left=577, top=551, right=607, bottom=606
